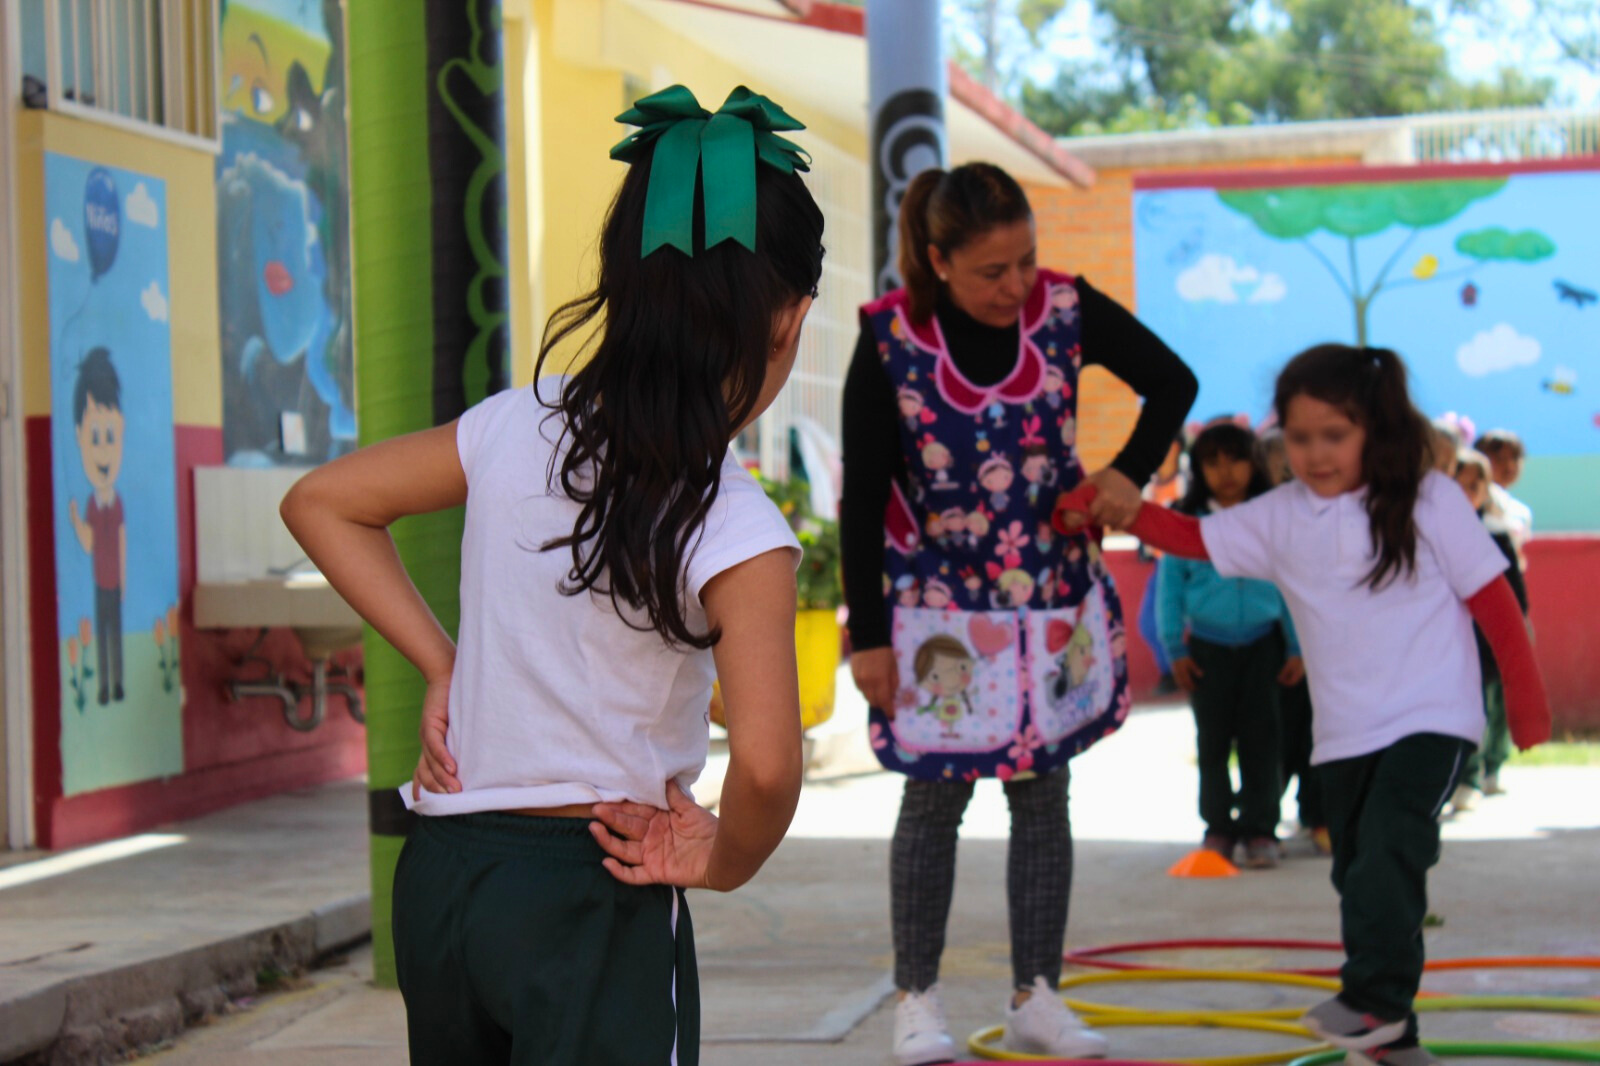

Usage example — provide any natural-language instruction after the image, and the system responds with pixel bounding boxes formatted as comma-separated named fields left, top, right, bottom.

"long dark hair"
left=1273, top=344, right=1430, bottom=590
left=1177, top=422, right=1272, bottom=515
left=898, top=162, right=1031, bottom=322
left=534, top=150, right=825, bottom=649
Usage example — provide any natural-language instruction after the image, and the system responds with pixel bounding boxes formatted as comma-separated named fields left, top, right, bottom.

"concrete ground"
left=4, top=675, right=1598, bottom=1065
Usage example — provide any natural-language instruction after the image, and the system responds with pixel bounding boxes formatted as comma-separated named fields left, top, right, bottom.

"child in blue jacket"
left=1157, top=422, right=1303, bottom=868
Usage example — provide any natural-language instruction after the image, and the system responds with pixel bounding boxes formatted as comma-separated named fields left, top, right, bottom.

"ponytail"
left=1274, top=344, right=1430, bottom=590
left=899, top=169, right=946, bottom=323
left=896, top=162, right=1032, bottom=324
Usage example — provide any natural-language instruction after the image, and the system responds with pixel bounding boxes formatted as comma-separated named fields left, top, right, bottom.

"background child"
left=1259, top=426, right=1328, bottom=855
left=1477, top=428, right=1533, bottom=564
left=1056, top=344, right=1549, bottom=1066
left=1451, top=449, right=1530, bottom=811
left=1138, top=431, right=1187, bottom=694
left=1157, top=422, right=1302, bottom=869
left=283, top=85, right=823, bottom=1066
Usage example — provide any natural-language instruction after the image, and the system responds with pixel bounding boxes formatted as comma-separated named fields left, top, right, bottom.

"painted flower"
left=869, top=722, right=889, bottom=751
left=79, top=617, right=93, bottom=647
left=996, top=763, right=1016, bottom=782
left=994, top=521, right=1030, bottom=567
left=154, top=619, right=167, bottom=646
left=67, top=637, right=79, bottom=667
left=962, top=768, right=981, bottom=783
left=166, top=606, right=179, bottom=638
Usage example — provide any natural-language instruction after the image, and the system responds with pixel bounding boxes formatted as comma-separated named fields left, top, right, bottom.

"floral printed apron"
left=863, top=269, right=1131, bottom=782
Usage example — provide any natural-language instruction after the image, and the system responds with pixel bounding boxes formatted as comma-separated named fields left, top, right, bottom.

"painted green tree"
left=1218, top=179, right=1556, bottom=345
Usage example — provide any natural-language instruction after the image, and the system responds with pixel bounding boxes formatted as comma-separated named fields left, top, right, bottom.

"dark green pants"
left=1189, top=632, right=1284, bottom=839
left=1462, top=678, right=1510, bottom=789
left=1278, top=677, right=1325, bottom=828
left=1321, top=732, right=1473, bottom=1044
left=393, top=813, right=698, bottom=1066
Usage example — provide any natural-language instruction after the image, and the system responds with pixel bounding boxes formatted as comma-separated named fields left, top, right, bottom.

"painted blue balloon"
left=83, top=167, right=120, bottom=282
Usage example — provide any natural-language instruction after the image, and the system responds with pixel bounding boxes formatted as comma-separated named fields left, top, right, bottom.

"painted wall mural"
left=46, top=153, right=184, bottom=795
left=1133, top=161, right=1600, bottom=531
left=217, top=0, right=353, bottom=465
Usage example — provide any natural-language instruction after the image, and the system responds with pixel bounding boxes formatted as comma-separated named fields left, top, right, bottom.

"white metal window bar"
left=39, top=0, right=220, bottom=152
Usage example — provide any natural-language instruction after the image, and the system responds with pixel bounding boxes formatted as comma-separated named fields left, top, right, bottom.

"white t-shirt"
left=404, top=383, right=801, bottom=816
left=1201, top=472, right=1507, bottom=765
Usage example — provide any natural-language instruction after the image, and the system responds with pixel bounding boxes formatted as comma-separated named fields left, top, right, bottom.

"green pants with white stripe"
left=1320, top=731, right=1473, bottom=1044
left=393, top=812, right=699, bottom=1066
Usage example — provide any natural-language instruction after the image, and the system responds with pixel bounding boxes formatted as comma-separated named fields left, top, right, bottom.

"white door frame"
left=0, top=0, right=37, bottom=849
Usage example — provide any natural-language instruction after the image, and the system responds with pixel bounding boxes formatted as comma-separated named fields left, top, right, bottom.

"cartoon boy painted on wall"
left=67, top=348, right=125, bottom=704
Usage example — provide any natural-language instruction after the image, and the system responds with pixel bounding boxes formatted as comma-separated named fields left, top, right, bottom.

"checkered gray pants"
left=890, top=767, right=1074, bottom=992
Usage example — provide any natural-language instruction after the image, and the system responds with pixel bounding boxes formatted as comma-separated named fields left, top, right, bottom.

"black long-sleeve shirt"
left=840, top=276, right=1197, bottom=650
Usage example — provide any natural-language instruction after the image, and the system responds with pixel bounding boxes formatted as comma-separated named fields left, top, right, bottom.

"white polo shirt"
left=405, top=382, right=801, bottom=816
left=1201, top=472, right=1508, bottom=765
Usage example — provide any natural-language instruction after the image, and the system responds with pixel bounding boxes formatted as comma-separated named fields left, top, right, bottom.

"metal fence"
left=29, top=0, right=219, bottom=148
left=1408, top=108, right=1600, bottom=164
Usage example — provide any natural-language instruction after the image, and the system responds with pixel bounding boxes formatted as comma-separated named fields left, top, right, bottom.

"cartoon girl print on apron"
left=865, top=270, right=1131, bottom=783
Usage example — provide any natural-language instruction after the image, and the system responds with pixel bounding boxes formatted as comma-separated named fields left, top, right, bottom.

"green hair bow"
left=611, top=84, right=811, bottom=257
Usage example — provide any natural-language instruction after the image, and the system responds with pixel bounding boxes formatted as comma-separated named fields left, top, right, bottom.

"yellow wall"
left=504, top=0, right=870, bottom=385
left=13, top=112, right=220, bottom=425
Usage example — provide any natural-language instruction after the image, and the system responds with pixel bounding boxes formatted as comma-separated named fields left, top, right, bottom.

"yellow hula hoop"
left=1055, top=968, right=1340, bottom=1018
left=967, top=1013, right=1329, bottom=1066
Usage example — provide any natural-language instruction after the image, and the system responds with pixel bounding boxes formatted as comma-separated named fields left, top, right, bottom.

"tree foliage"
left=949, top=0, right=1559, bottom=136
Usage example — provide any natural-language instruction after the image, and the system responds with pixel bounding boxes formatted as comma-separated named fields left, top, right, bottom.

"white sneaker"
left=893, top=985, right=958, bottom=1066
left=1001, top=977, right=1110, bottom=1057
left=1450, top=783, right=1476, bottom=814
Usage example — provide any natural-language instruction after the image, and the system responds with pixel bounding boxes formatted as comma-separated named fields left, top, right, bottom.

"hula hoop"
left=968, top=1013, right=1328, bottom=1066
left=1065, top=940, right=1600, bottom=980
left=1054, top=968, right=1339, bottom=1019
left=1286, top=1044, right=1600, bottom=1065
left=1064, top=980, right=1600, bottom=1023
left=1066, top=940, right=1343, bottom=977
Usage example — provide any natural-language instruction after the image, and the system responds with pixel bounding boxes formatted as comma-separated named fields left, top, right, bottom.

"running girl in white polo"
left=1056, top=343, right=1550, bottom=1066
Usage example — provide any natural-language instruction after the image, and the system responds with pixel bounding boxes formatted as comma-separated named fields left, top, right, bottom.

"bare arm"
left=279, top=423, right=467, bottom=687
left=69, top=498, right=92, bottom=553
left=697, top=548, right=805, bottom=890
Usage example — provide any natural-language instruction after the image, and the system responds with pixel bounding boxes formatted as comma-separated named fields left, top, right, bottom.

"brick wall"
left=1027, top=155, right=1359, bottom=472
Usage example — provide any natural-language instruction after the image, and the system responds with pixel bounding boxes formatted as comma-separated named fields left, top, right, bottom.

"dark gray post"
left=867, top=0, right=947, bottom=296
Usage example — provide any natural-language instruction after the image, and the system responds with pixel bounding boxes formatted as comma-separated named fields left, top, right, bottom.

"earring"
left=938, top=273, right=949, bottom=282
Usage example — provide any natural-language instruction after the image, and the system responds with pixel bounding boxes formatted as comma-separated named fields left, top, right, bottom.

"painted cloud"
left=125, top=182, right=160, bottom=228
left=1177, top=254, right=1260, bottom=303
left=1456, top=323, right=1540, bottom=376
left=51, top=218, right=80, bottom=262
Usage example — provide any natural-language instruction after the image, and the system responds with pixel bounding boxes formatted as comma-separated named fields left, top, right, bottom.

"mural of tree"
left=1218, top=179, right=1556, bottom=345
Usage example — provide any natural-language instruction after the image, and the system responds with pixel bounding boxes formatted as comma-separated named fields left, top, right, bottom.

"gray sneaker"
left=1301, top=996, right=1407, bottom=1051
left=1347, top=1044, right=1443, bottom=1065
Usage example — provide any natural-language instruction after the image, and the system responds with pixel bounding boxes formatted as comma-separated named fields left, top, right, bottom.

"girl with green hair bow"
left=283, top=85, right=824, bottom=1066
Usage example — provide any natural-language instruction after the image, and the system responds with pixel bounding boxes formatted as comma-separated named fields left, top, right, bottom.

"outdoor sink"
left=192, top=467, right=365, bottom=731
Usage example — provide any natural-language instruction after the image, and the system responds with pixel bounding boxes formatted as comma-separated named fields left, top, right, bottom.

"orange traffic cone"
left=1168, top=848, right=1239, bottom=878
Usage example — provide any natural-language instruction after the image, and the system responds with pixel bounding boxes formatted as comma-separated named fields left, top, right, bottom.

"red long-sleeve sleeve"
left=1053, top=484, right=1209, bottom=560
left=1466, top=575, right=1551, bottom=750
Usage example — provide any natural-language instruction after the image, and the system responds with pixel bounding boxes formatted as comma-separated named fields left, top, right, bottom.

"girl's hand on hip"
left=1278, top=655, right=1306, bottom=687
left=1171, top=656, right=1203, bottom=693
left=1085, top=467, right=1142, bottom=529
left=592, top=781, right=721, bottom=889
left=412, top=675, right=459, bottom=799
left=850, top=645, right=899, bottom=716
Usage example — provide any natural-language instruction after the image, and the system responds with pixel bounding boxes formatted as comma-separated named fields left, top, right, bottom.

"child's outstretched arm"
left=1054, top=483, right=1210, bottom=560
left=1466, top=575, right=1552, bottom=750
left=280, top=423, right=466, bottom=719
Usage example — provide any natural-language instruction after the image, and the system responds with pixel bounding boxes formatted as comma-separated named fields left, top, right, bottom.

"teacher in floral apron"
left=841, top=162, right=1196, bottom=1065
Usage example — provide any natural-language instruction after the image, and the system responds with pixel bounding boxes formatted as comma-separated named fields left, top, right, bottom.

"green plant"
left=758, top=475, right=842, bottom=611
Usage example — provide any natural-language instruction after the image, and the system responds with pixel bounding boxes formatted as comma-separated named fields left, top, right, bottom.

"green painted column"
left=347, top=0, right=507, bottom=986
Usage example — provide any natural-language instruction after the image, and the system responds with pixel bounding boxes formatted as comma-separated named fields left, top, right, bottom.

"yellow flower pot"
left=708, top=608, right=839, bottom=732
left=794, top=607, right=840, bottom=732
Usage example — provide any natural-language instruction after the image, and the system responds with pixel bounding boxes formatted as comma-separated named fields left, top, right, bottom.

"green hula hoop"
left=1286, top=1043, right=1600, bottom=1065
